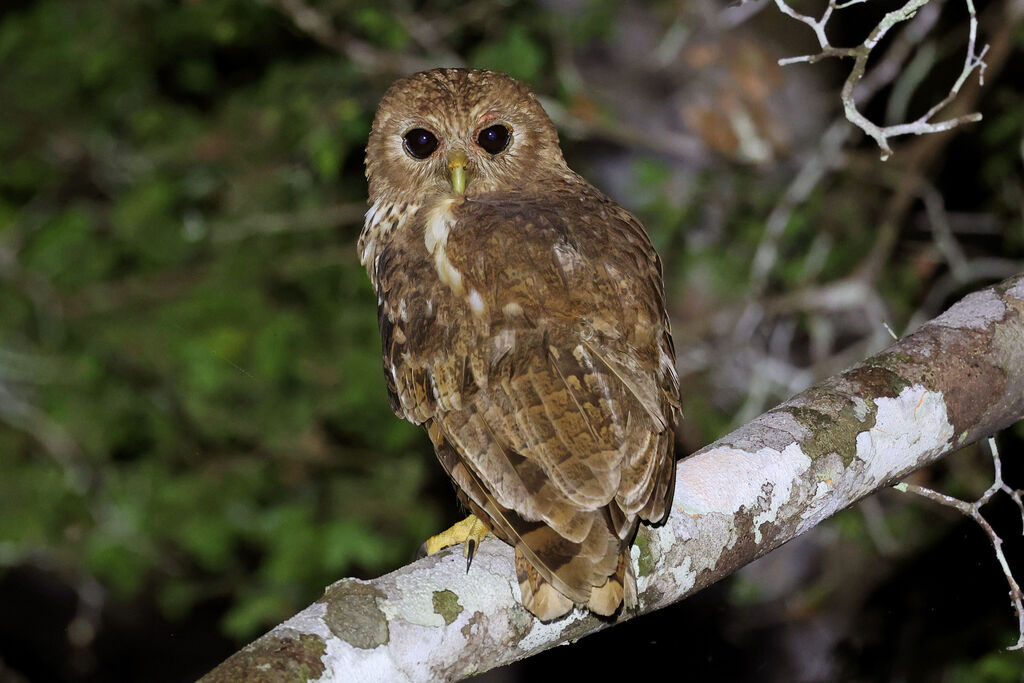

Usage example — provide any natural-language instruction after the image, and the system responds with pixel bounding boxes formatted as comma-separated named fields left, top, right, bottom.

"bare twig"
left=895, top=438, right=1024, bottom=650
left=270, top=0, right=445, bottom=75
left=920, top=181, right=971, bottom=280
left=540, top=96, right=706, bottom=162
left=747, top=119, right=850, bottom=295
left=853, top=0, right=1020, bottom=283
left=746, top=0, right=948, bottom=295
left=774, top=0, right=988, bottom=159
left=0, top=383, right=91, bottom=495
left=858, top=0, right=946, bottom=102
left=210, top=203, right=366, bottom=243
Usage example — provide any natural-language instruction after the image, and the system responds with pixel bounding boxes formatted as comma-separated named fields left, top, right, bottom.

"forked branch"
left=774, top=0, right=988, bottom=159
left=896, top=438, right=1024, bottom=650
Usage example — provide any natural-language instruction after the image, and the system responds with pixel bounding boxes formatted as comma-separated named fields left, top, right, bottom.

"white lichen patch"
left=382, top=576, right=447, bottom=629
left=795, top=452, right=846, bottom=527
left=384, top=541, right=513, bottom=628
left=662, top=553, right=696, bottom=597
left=853, top=384, right=953, bottom=485
left=638, top=511, right=716, bottom=606
left=387, top=619, right=465, bottom=681
left=435, top=541, right=517, bottom=616
left=641, top=517, right=686, bottom=583
left=928, top=289, right=1005, bottom=330
left=851, top=396, right=871, bottom=422
left=275, top=601, right=398, bottom=683
left=633, top=527, right=696, bottom=609
left=516, top=604, right=589, bottom=654
left=363, top=539, right=526, bottom=681
left=1008, top=279, right=1024, bottom=301
left=278, top=599, right=330, bottom=639
left=731, top=409, right=812, bottom=450
left=796, top=386, right=953, bottom=536
left=675, top=442, right=812, bottom=544
left=318, top=632, right=401, bottom=683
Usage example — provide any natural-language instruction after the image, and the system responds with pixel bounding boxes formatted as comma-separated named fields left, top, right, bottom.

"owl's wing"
left=374, top=191, right=678, bottom=616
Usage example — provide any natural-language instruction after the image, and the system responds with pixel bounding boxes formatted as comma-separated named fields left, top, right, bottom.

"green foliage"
left=0, top=0, right=440, bottom=641
left=470, top=26, right=545, bottom=82
left=352, top=7, right=410, bottom=50
left=727, top=574, right=764, bottom=607
left=945, top=649, right=1024, bottom=683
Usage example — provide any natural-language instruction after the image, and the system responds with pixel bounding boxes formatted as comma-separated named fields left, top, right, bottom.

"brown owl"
left=359, top=68, right=679, bottom=621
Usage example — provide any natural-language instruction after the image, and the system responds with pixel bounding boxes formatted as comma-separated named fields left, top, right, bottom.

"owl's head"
left=365, top=69, right=570, bottom=203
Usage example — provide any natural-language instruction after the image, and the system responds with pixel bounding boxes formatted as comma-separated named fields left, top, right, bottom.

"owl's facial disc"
left=447, top=149, right=470, bottom=194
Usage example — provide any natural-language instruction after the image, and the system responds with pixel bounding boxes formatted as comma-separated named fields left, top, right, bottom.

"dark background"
left=1, top=1, right=1022, bottom=680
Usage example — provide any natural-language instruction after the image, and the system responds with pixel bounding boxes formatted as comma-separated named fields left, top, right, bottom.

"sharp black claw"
left=466, top=539, right=476, bottom=573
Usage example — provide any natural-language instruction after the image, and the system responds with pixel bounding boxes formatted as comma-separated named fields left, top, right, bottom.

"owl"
left=359, top=68, right=679, bottom=621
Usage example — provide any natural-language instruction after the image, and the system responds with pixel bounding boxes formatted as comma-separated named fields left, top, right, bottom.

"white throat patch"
left=424, top=198, right=465, bottom=295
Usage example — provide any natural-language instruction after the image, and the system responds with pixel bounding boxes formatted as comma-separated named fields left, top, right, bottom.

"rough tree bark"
left=201, top=273, right=1024, bottom=682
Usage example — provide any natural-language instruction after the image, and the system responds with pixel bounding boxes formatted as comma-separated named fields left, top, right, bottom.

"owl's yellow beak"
left=447, top=150, right=469, bottom=195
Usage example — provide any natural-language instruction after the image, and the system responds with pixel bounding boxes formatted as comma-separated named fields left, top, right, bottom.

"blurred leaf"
left=321, top=519, right=387, bottom=570
left=222, top=591, right=293, bottom=641
left=352, top=8, right=409, bottom=50
left=946, top=649, right=1024, bottom=683
left=470, top=26, right=544, bottom=82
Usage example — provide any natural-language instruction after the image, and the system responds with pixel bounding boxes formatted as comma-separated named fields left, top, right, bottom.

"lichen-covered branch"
left=201, top=273, right=1024, bottom=682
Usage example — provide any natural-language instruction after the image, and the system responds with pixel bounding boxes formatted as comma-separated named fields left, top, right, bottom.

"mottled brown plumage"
left=360, top=69, right=679, bottom=621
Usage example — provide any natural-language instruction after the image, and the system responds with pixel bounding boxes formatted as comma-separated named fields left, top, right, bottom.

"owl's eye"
left=403, top=128, right=439, bottom=159
left=477, top=125, right=511, bottom=155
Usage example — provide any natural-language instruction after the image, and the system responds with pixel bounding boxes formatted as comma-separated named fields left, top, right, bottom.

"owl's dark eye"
left=477, top=124, right=511, bottom=155
left=403, top=128, right=439, bottom=159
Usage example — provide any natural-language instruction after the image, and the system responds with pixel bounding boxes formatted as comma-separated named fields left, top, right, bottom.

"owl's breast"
left=442, top=195, right=620, bottom=324
left=376, top=191, right=648, bottom=358
left=370, top=198, right=482, bottom=363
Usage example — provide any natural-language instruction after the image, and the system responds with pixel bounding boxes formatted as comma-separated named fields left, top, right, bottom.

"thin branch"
left=0, top=383, right=92, bottom=495
left=774, top=0, right=988, bottom=159
left=210, top=203, right=366, bottom=243
left=895, top=438, right=1024, bottom=650
left=747, top=119, right=850, bottom=296
left=270, top=0, right=450, bottom=75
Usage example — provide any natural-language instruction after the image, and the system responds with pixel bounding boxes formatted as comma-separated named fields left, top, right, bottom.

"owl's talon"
left=422, top=514, right=490, bottom=569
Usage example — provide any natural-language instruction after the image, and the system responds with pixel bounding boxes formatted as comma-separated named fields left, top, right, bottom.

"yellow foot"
left=421, top=514, right=490, bottom=570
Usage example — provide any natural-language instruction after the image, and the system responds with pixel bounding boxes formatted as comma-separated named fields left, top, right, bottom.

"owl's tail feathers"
left=516, top=549, right=574, bottom=621
left=516, top=546, right=637, bottom=621
left=586, top=550, right=637, bottom=616
left=640, top=435, right=677, bottom=524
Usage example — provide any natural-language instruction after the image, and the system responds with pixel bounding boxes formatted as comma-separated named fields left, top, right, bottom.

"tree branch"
left=896, top=437, right=1024, bottom=649
left=774, top=0, right=988, bottom=160
left=201, top=273, right=1024, bottom=681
